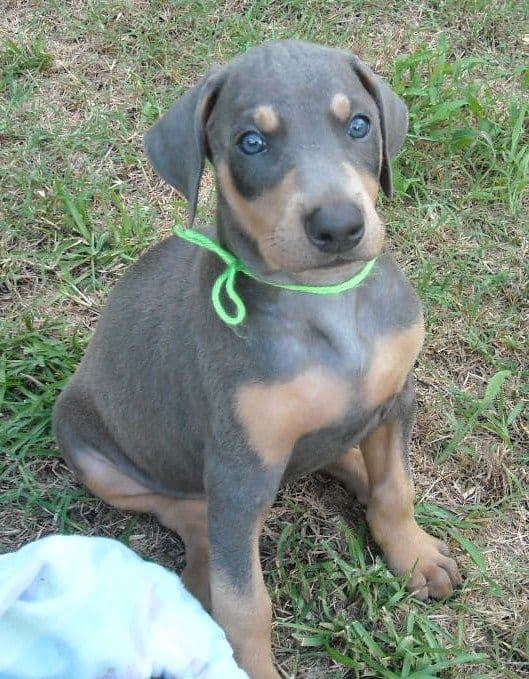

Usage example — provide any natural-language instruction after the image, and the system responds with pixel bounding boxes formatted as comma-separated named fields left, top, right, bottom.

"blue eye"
left=347, top=115, right=370, bottom=139
left=238, top=131, right=267, bottom=155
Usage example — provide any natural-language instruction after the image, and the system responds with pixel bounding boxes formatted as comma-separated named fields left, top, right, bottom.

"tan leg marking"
left=211, top=514, right=279, bottom=679
left=73, top=449, right=211, bottom=608
left=330, top=93, right=351, bottom=122
left=324, top=447, right=369, bottom=505
left=365, top=320, right=425, bottom=410
left=361, top=421, right=461, bottom=599
left=159, top=498, right=210, bottom=608
left=236, top=367, right=350, bottom=467
left=253, top=105, right=280, bottom=133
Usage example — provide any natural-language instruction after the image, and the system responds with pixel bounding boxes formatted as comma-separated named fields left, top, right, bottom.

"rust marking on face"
left=218, top=162, right=303, bottom=270
left=253, top=105, right=280, bottom=133
left=364, top=320, right=425, bottom=410
left=236, top=367, right=350, bottom=467
left=342, top=162, right=380, bottom=202
left=342, top=162, right=383, bottom=259
left=330, top=93, right=351, bottom=122
left=357, top=170, right=380, bottom=202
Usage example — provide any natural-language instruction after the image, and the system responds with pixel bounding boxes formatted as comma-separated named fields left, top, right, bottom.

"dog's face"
left=145, top=41, right=408, bottom=274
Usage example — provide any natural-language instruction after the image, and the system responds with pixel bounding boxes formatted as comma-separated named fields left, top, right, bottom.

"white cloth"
left=0, top=535, right=247, bottom=679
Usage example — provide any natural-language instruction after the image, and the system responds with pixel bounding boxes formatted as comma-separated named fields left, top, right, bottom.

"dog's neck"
left=215, top=199, right=371, bottom=288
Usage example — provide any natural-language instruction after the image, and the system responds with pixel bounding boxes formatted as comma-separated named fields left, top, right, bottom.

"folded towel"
left=0, top=535, right=248, bottom=679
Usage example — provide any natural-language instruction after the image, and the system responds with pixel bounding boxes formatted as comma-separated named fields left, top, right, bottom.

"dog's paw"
left=383, top=527, right=462, bottom=600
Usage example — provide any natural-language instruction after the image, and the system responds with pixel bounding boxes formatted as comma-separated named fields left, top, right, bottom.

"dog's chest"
left=235, top=313, right=423, bottom=474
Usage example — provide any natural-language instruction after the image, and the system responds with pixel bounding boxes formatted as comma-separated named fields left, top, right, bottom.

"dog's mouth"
left=263, top=256, right=355, bottom=275
left=317, top=256, right=356, bottom=269
left=263, top=254, right=364, bottom=276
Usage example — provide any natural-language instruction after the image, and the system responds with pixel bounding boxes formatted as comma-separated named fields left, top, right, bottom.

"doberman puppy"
left=53, top=40, right=461, bottom=678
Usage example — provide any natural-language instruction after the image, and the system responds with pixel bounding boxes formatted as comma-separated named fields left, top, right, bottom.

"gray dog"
left=53, top=40, right=461, bottom=678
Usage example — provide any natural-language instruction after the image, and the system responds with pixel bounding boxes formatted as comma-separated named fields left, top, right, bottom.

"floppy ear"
left=144, top=66, right=227, bottom=223
left=349, top=55, right=408, bottom=197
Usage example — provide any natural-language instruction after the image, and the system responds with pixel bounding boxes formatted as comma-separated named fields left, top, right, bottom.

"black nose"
left=304, top=202, right=365, bottom=253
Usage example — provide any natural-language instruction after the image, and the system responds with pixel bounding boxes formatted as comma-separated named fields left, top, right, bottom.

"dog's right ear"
left=144, top=66, right=227, bottom=224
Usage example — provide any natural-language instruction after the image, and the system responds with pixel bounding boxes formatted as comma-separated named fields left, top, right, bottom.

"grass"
left=1, top=0, right=528, bottom=676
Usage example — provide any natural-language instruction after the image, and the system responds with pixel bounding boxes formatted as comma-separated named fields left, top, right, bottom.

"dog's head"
left=145, top=40, right=407, bottom=274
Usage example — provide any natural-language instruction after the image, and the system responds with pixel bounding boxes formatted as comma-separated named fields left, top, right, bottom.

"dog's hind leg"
left=74, top=447, right=210, bottom=608
left=323, top=447, right=370, bottom=505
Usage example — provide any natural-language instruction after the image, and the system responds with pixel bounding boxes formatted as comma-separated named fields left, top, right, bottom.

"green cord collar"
left=174, top=227, right=377, bottom=326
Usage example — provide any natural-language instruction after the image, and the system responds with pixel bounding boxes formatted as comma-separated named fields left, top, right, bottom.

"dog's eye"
left=347, top=115, right=370, bottom=139
left=238, top=131, right=267, bottom=155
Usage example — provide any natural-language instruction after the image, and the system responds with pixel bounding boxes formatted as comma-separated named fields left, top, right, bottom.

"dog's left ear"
left=349, top=55, right=408, bottom=197
left=144, top=66, right=227, bottom=223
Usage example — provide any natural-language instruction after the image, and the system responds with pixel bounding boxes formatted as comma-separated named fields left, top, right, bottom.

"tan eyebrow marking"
left=330, top=93, right=351, bottom=122
left=253, top=105, right=280, bottom=133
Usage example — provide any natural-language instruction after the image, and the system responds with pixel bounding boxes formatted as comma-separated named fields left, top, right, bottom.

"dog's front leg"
left=360, top=377, right=462, bottom=599
left=205, top=446, right=284, bottom=679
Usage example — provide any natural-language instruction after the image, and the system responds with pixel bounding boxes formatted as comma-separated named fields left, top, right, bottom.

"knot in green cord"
left=174, top=227, right=249, bottom=325
left=174, top=227, right=377, bottom=327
